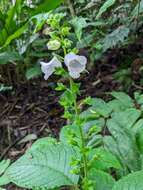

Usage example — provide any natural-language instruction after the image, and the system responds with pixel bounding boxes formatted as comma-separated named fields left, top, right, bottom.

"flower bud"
left=70, top=167, right=80, bottom=175
left=63, top=39, right=72, bottom=48
left=47, top=39, right=61, bottom=50
left=43, top=27, right=51, bottom=35
left=61, top=27, right=71, bottom=36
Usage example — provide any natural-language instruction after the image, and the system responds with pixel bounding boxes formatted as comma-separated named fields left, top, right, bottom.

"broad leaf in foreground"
left=105, top=109, right=141, bottom=173
left=110, top=91, right=134, bottom=108
left=89, top=169, right=115, bottom=190
left=0, top=159, right=11, bottom=186
left=4, top=138, right=79, bottom=189
left=112, top=171, right=143, bottom=190
left=0, top=160, right=10, bottom=175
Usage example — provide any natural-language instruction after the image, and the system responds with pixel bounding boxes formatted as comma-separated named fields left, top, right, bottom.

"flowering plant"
left=0, top=13, right=118, bottom=190
left=40, top=13, right=91, bottom=189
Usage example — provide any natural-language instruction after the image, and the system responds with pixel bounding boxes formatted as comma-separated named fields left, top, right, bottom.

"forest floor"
left=1, top=40, right=143, bottom=189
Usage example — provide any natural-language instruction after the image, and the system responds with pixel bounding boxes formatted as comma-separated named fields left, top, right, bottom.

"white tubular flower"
left=40, top=57, right=62, bottom=80
left=64, top=53, right=87, bottom=79
left=47, top=39, right=61, bottom=50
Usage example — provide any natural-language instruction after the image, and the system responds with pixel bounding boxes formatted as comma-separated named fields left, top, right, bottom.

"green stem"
left=69, top=78, right=88, bottom=187
left=61, top=32, right=88, bottom=188
left=58, top=24, right=68, bottom=56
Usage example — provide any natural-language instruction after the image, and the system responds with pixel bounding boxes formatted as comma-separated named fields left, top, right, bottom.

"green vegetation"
left=1, top=0, right=143, bottom=190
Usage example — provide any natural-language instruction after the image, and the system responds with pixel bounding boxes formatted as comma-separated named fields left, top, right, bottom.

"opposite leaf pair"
left=40, top=53, right=87, bottom=79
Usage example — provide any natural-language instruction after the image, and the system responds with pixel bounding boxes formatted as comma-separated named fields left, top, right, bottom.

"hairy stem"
left=69, top=78, right=88, bottom=188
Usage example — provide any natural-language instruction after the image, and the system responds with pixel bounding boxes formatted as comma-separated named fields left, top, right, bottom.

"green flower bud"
left=63, top=39, right=72, bottom=48
left=54, top=13, right=65, bottom=22
left=70, top=158, right=80, bottom=166
left=47, top=39, right=61, bottom=50
left=82, top=179, right=94, bottom=190
left=61, top=27, right=71, bottom=36
left=47, top=17, right=59, bottom=29
left=70, top=167, right=80, bottom=175
left=47, top=13, right=65, bottom=29
left=70, top=48, right=79, bottom=54
left=51, top=21, right=59, bottom=29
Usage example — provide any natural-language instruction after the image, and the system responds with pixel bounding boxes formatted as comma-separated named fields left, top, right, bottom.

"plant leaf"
left=96, top=0, right=116, bottom=19
left=71, top=17, right=87, bottom=41
left=110, top=91, right=134, bottom=108
left=4, top=138, right=79, bottom=189
left=0, top=51, right=22, bottom=64
left=89, top=148, right=121, bottom=171
left=3, top=23, right=28, bottom=48
left=131, top=0, right=143, bottom=18
left=103, top=26, right=130, bottom=51
left=26, top=66, right=41, bottom=80
left=31, top=0, right=64, bottom=16
left=0, top=175, right=10, bottom=186
left=112, top=171, right=143, bottom=190
left=105, top=109, right=141, bottom=174
left=89, top=169, right=115, bottom=190
left=0, top=160, right=10, bottom=176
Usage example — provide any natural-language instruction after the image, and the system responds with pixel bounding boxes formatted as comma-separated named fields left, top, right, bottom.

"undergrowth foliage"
left=2, top=90, right=143, bottom=190
left=0, top=0, right=143, bottom=85
left=1, top=0, right=143, bottom=190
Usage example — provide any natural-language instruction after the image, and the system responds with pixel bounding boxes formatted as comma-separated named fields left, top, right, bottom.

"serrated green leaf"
left=60, top=124, right=82, bottom=147
left=110, top=91, right=134, bottom=108
left=112, top=171, right=143, bottom=190
left=110, top=108, right=141, bottom=129
left=89, top=148, right=121, bottom=171
left=105, top=109, right=141, bottom=174
left=90, top=98, right=112, bottom=118
left=89, top=169, right=115, bottom=190
left=107, top=99, right=128, bottom=112
left=84, top=118, right=105, bottom=134
left=5, top=138, right=79, bottom=189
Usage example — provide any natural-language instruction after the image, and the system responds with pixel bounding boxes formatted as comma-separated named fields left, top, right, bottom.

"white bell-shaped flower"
left=40, top=57, right=62, bottom=80
left=64, top=53, right=87, bottom=79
